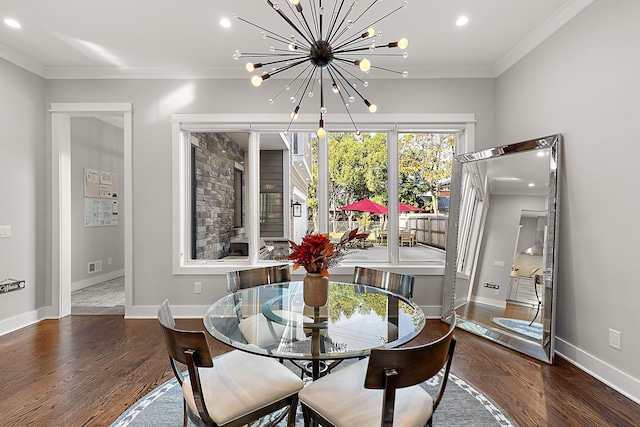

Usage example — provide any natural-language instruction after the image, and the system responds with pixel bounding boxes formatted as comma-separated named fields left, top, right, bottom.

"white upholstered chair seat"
left=238, top=310, right=311, bottom=347
left=182, top=350, right=304, bottom=426
left=298, top=358, right=433, bottom=427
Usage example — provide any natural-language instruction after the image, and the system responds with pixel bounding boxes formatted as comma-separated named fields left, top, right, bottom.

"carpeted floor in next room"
left=71, top=276, right=125, bottom=315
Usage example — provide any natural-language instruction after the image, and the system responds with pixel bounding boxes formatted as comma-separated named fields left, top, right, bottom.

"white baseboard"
left=71, top=269, right=125, bottom=292
left=555, top=337, right=640, bottom=405
left=124, top=304, right=211, bottom=319
left=0, top=306, right=55, bottom=337
left=471, top=295, right=506, bottom=309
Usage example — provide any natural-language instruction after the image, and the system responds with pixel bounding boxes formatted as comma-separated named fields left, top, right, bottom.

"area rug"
left=491, top=317, right=543, bottom=341
left=111, top=364, right=517, bottom=427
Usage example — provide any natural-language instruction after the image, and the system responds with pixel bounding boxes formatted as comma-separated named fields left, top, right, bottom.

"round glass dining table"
left=203, top=281, right=425, bottom=380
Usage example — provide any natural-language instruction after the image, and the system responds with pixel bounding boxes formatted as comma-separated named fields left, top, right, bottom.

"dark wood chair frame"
left=352, top=266, right=415, bottom=299
left=226, top=264, right=291, bottom=292
left=158, top=302, right=299, bottom=427
left=301, top=314, right=457, bottom=427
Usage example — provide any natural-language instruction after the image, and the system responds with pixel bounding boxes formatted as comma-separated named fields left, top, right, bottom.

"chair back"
left=227, top=264, right=291, bottom=292
left=158, top=298, right=176, bottom=328
left=158, top=300, right=214, bottom=386
left=157, top=300, right=215, bottom=425
left=364, top=314, right=457, bottom=426
left=352, top=266, right=414, bottom=299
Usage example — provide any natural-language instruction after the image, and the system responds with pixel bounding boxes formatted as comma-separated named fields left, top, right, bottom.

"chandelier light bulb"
left=332, top=84, right=339, bottom=93
left=289, top=0, right=303, bottom=12
left=289, top=42, right=297, bottom=51
left=359, top=59, right=371, bottom=72
left=397, top=38, right=409, bottom=49
left=365, top=100, right=377, bottom=113
left=317, top=125, right=326, bottom=139
left=251, top=75, right=263, bottom=87
left=246, top=63, right=255, bottom=72
left=363, top=28, right=375, bottom=38
left=290, top=106, right=300, bottom=120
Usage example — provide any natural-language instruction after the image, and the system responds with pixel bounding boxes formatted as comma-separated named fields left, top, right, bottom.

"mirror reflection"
left=443, top=134, right=561, bottom=363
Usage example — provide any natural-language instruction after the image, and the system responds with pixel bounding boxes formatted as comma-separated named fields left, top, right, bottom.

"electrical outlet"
left=609, top=329, right=621, bottom=350
left=195, top=282, right=202, bottom=294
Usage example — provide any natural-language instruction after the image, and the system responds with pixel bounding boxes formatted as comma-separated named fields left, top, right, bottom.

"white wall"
left=70, top=117, right=124, bottom=289
left=43, top=77, right=495, bottom=314
left=496, top=0, right=640, bottom=401
left=0, top=59, right=46, bottom=331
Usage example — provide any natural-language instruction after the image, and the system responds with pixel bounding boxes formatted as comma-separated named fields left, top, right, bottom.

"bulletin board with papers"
left=84, top=167, right=119, bottom=227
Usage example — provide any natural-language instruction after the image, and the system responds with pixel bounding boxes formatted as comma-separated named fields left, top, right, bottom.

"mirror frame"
left=442, top=134, right=561, bottom=363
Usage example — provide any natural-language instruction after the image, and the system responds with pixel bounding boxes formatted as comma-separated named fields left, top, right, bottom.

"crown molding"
left=493, top=0, right=594, bottom=76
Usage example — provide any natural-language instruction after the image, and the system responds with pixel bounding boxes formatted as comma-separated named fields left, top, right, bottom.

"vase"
left=303, top=273, right=329, bottom=307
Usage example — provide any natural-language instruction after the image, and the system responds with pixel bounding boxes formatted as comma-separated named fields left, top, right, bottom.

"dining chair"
left=226, top=265, right=293, bottom=347
left=352, top=266, right=414, bottom=299
left=157, top=299, right=304, bottom=427
left=298, top=313, right=457, bottom=427
left=226, top=264, right=291, bottom=292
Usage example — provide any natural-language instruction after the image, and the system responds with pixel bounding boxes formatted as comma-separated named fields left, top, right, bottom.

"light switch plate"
left=0, top=225, right=11, bottom=238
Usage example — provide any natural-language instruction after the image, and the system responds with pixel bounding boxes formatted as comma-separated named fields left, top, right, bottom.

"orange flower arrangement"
left=288, top=228, right=367, bottom=276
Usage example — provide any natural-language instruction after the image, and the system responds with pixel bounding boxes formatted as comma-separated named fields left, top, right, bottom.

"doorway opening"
left=50, top=103, right=133, bottom=318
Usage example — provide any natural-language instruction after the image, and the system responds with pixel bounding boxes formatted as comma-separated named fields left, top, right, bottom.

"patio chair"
left=157, top=299, right=304, bottom=427
left=400, top=230, right=413, bottom=247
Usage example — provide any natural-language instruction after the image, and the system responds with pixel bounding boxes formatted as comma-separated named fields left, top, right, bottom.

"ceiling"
left=0, top=0, right=592, bottom=80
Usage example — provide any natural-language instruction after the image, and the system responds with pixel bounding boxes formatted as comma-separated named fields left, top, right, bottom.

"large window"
left=172, top=114, right=474, bottom=274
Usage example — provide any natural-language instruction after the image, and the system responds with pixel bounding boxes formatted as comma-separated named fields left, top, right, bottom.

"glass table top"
left=204, top=281, right=425, bottom=361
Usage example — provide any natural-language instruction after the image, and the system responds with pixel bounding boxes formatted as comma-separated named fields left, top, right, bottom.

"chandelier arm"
left=235, top=16, right=300, bottom=47
left=368, top=64, right=407, bottom=76
left=325, top=0, right=347, bottom=43
left=329, top=64, right=357, bottom=101
left=333, top=4, right=406, bottom=51
left=330, top=64, right=368, bottom=103
left=293, top=66, right=317, bottom=103
left=328, top=68, right=361, bottom=134
left=328, top=1, right=359, bottom=46
left=336, top=46, right=406, bottom=54
left=332, top=57, right=371, bottom=81
left=263, top=32, right=312, bottom=50
left=248, top=54, right=310, bottom=70
left=265, top=58, right=310, bottom=78
left=282, top=0, right=316, bottom=43
left=297, top=9, right=320, bottom=44
left=270, top=64, right=315, bottom=103
left=265, top=0, right=314, bottom=46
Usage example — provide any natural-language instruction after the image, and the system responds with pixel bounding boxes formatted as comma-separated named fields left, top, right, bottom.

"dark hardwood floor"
left=1, top=315, right=638, bottom=426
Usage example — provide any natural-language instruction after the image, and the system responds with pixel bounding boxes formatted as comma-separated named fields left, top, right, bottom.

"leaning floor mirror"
left=442, top=134, right=561, bottom=363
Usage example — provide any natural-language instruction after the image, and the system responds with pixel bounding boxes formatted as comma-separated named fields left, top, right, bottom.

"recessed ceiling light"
left=4, top=18, right=21, bottom=29
left=528, top=183, right=535, bottom=187
left=456, top=16, right=469, bottom=26
left=219, top=17, right=231, bottom=28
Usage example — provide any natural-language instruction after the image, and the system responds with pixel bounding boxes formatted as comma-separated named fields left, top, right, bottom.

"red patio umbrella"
left=379, top=203, right=422, bottom=214
left=398, top=203, right=422, bottom=212
left=339, top=199, right=387, bottom=215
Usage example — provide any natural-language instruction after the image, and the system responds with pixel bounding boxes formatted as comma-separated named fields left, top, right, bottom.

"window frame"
left=171, top=113, right=475, bottom=275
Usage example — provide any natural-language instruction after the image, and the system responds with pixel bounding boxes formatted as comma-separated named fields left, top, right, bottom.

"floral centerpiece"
left=288, top=228, right=367, bottom=276
left=288, top=228, right=368, bottom=306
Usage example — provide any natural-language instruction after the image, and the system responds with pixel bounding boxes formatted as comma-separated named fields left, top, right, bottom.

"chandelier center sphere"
left=309, top=40, right=333, bottom=68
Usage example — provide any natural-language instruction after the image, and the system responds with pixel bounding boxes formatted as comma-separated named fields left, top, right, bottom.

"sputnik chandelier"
left=232, top=0, right=409, bottom=137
